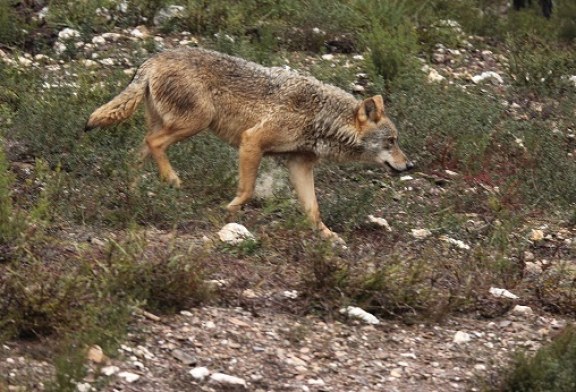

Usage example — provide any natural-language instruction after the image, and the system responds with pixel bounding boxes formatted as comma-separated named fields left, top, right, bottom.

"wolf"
left=86, top=47, right=413, bottom=241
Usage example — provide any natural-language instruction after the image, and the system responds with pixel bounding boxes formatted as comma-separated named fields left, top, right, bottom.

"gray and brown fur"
left=86, top=47, right=413, bottom=240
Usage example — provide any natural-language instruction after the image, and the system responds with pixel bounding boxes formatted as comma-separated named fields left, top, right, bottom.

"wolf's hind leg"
left=146, top=125, right=206, bottom=187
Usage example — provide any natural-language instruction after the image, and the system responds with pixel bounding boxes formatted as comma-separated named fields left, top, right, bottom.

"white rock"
left=218, top=223, right=255, bottom=244
left=37, top=7, right=49, bottom=21
left=80, top=59, right=99, bottom=68
left=130, top=26, right=149, bottom=38
left=411, top=229, right=432, bottom=239
left=445, top=170, right=459, bottom=177
left=242, top=289, right=259, bottom=299
left=308, top=378, right=326, bottom=386
left=92, top=36, right=106, bottom=45
left=17, top=57, right=33, bottom=67
left=118, top=371, right=140, bottom=383
left=340, top=306, right=380, bottom=325
left=489, top=287, right=519, bottom=300
left=368, top=215, right=392, bottom=231
left=472, top=71, right=504, bottom=85
left=99, top=58, right=115, bottom=66
left=512, top=305, right=534, bottom=316
left=353, top=54, right=364, bottom=60
left=154, top=5, right=186, bottom=26
left=76, top=382, right=92, bottom=392
left=453, top=331, right=471, bottom=344
left=101, top=32, right=122, bottom=42
left=530, top=229, right=545, bottom=242
left=189, top=366, right=210, bottom=380
left=283, top=290, right=299, bottom=299
left=133, top=345, right=155, bottom=360
left=524, top=262, right=542, bottom=275
left=86, top=345, right=105, bottom=363
left=569, top=75, right=576, bottom=87
left=440, top=236, right=471, bottom=250
left=427, top=68, right=445, bottom=83
left=101, top=365, right=119, bottom=376
left=58, top=28, right=81, bottom=41
left=400, top=175, right=414, bottom=181
left=209, top=373, right=247, bottom=387
left=321, top=54, right=335, bottom=61
left=352, top=84, right=365, bottom=93
left=54, top=42, right=67, bottom=55
left=117, top=0, right=128, bottom=13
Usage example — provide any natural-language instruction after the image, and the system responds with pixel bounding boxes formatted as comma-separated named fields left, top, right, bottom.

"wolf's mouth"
left=385, top=161, right=404, bottom=173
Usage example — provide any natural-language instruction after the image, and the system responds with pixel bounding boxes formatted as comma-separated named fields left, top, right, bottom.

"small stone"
left=368, top=215, right=392, bottom=231
left=242, top=289, right=258, bottom=299
left=283, top=290, right=298, bottom=299
left=76, top=382, right=92, bottom=392
left=525, top=262, right=542, bottom=274
left=100, top=58, right=115, bottom=66
left=427, top=68, right=445, bottom=83
left=472, top=71, right=504, bottom=85
left=308, top=378, right=325, bottom=386
left=58, top=28, right=81, bottom=41
left=390, top=368, right=403, bottom=378
left=218, top=223, right=255, bottom=244
left=474, top=364, right=487, bottom=371
left=172, top=349, right=197, bottom=366
left=489, top=287, right=519, bottom=300
left=86, top=345, right=106, bottom=364
left=130, top=26, right=150, bottom=38
left=209, top=373, right=247, bottom=388
left=101, top=366, right=119, bottom=376
left=352, top=84, right=365, bottom=93
left=411, top=229, right=432, bottom=239
left=321, top=54, right=335, bottom=61
left=118, top=372, right=140, bottom=383
left=453, top=331, right=471, bottom=344
left=530, top=229, right=545, bottom=242
left=154, top=5, right=186, bottom=26
left=101, top=32, right=122, bottom=42
left=190, top=366, right=210, bottom=380
left=92, top=36, right=106, bottom=45
left=340, top=306, right=380, bottom=325
left=512, top=305, right=534, bottom=316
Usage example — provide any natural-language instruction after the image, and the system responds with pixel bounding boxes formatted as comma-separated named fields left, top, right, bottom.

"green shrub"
left=488, top=325, right=576, bottom=392
left=46, top=0, right=116, bottom=34
left=0, top=1, right=27, bottom=47
left=102, top=231, right=214, bottom=314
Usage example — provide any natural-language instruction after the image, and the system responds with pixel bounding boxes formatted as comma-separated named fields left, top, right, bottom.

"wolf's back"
left=85, top=68, right=148, bottom=130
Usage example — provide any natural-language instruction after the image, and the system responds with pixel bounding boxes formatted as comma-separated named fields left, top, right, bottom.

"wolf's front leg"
left=287, top=155, right=344, bottom=244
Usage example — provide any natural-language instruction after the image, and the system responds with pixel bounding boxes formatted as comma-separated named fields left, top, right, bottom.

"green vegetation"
left=487, top=325, right=576, bottom=392
left=0, top=0, right=575, bottom=389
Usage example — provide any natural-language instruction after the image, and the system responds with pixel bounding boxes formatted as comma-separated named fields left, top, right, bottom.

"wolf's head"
left=354, top=95, right=414, bottom=172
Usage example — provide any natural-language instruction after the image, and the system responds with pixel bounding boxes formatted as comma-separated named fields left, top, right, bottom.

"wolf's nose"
left=406, top=161, right=415, bottom=170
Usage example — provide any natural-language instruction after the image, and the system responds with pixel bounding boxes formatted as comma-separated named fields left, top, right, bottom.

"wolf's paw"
left=319, top=227, right=347, bottom=248
left=163, top=173, right=182, bottom=188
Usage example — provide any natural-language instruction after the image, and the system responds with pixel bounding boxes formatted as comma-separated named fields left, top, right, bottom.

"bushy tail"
left=85, top=69, right=147, bottom=131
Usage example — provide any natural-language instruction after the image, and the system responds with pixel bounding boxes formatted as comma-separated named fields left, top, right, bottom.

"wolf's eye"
left=387, top=137, right=396, bottom=145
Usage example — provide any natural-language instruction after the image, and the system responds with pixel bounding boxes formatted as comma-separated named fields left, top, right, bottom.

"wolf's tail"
left=85, top=67, right=148, bottom=131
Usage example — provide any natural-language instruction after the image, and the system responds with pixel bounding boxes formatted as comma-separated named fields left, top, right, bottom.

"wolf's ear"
left=356, top=95, right=385, bottom=125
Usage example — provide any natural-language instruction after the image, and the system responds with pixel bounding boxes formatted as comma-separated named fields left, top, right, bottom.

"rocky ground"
left=1, top=304, right=569, bottom=392
left=1, top=6, right=575, bottom=392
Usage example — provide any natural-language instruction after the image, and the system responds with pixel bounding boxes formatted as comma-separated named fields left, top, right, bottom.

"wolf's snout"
left=406, top=161, right=415, bottom=170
